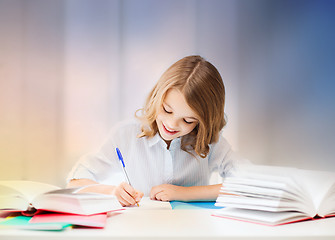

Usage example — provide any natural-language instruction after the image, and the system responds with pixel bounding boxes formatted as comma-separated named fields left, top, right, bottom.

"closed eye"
left=184, top=119, right=195, bottom=124
left=163, top=106, right=172, bottom=114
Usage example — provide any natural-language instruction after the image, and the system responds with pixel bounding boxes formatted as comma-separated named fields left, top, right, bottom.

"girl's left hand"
left=150, top=184, right=184, bottom=201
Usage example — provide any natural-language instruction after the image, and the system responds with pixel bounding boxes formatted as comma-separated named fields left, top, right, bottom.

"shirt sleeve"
left=66, top=122, right=126, bottom=185
left=208, top=133, right=251, bottom=179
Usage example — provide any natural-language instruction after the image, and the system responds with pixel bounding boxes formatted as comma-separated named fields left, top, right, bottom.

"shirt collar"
left=147, top=133, right=182, bottom=150
left=147, top=133, right=163, bottom=147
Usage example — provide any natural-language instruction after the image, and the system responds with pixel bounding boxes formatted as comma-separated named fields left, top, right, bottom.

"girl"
left=67, top=55, right=246, bottom=206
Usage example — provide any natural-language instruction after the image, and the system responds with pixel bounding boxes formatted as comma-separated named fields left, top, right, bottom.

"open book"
left=0, top=181, right=123, bottom=215
left=213, top=164, right=335, bottom=226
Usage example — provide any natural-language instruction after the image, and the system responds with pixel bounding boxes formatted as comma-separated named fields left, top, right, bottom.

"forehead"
left=163, top=89, right=198, bottom=119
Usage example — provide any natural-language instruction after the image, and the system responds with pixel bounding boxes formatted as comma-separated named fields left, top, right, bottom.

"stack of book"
left=213, top=164, right=335, bottom=226
left=0, top=181, right=124, bottom=230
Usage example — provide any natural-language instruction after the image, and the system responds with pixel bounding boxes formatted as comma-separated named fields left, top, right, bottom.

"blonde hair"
left=136, top=55, right=226, bottom=158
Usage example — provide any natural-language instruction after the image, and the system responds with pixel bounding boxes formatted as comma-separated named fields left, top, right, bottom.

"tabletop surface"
left=1, top=199, right=335, bottom=240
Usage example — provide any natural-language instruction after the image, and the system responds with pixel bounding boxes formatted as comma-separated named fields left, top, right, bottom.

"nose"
left=166, top=117, right=178, bottom=129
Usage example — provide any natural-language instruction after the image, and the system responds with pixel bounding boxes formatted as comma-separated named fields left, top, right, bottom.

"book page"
left=223, top=165, right=322, bottom=216
left=126, top=197, right=172, bottom=210
left=234, top=164, right=335, bottom=203
left=294, top=169, right=335, bottom=214
left=0, top=185, right=29, bottom=210
left=213, top=207, right=311, bottom=225
left=217, top=165, right=335, bottom=223
left=0, top=181, right=60, bottom=203
left=318, top=183, right=335, bottom=216
left=229, top=165, right=307, bottom=198
left=221, top=182, right=300, bottom=200
left=32, top=189, right=123, bottom=215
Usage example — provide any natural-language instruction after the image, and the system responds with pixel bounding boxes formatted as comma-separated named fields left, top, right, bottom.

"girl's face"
left=156, top=89, right=199, bottom=145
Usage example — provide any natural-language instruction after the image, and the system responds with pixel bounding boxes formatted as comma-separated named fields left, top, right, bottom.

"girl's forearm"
left=67, top=178, right=116, bottom=195
left=179, top=184, right=222, bottom=201
left=67, top=178, right=98, bottom=188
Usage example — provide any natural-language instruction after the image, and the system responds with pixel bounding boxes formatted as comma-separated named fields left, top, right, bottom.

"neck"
left=165, top=140, right=171, bottom=149
left=158, top=132, right=172, bottom=149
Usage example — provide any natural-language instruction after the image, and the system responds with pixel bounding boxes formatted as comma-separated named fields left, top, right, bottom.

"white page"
left=224, top=164, right=335, bottom=215
left=216, top=202, right=303, bottom=213
left=126, top=197, right=172, bottom=210
left=0, top=181, right=60, bottom=202
left=221, top=183, right=296, bottom=200
left=318, top=190, right=335, bottom=216
left=228, top=165, right=306, bottom=198
left=293, top=169, right=335, bottom=212
left=213, top=207, right=309, bottom=225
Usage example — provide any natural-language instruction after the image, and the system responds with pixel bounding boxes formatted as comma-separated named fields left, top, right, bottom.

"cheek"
left=156, top=112, right=165, bottom=122
left=182, top=124, right=197, bottom=134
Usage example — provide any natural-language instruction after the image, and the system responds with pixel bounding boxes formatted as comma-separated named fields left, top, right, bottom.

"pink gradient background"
left=0, top=0, right=334, bottom=187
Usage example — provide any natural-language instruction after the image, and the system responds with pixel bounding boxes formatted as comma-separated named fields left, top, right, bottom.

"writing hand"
left=114, top=182, right=143, bottom=207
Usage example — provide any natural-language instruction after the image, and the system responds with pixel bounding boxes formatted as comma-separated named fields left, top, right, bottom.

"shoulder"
left=207, top=130, right=235, bottom=161
left=109, top=118, right=141, bottom=138
left=99, top=118, right=142, bottom=152
left=210, top=130, right=231, bottom=150
left=111, top=118, right=141, bottom=131
left=208, top=130, right=251, bottom=168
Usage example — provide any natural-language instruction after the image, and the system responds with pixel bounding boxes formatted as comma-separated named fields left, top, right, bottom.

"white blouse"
left=67, top=119, right=246, bottom=196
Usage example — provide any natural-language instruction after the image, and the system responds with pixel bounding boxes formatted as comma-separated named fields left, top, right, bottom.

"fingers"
left=150, top=185, right=171, bottom=201
left=115, top=182, right=143, bottom=207
left=150, top=184, right=180, bottom=202
left=118, top=182, right=137, bottom=206
left=150, top=185, right=163, bottom=200
left=135, top=191, right=144, bottom=203
left=154, top=191, right=170, bottom=202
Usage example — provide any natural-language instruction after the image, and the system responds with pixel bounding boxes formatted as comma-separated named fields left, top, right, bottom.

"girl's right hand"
left=113, top=182, right=143, bottom=207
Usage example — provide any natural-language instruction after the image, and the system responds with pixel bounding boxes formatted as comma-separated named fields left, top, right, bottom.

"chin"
left=159, top=131, right=175, bottom=141
left=158, top=128, right=176, bottom=142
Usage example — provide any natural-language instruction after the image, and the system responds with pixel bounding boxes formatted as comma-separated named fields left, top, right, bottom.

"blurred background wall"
left=1, top=0, right=334, bottom=186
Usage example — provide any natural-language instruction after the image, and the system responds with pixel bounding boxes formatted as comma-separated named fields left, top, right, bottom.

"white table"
left=1, top=203, right=335, bottom=240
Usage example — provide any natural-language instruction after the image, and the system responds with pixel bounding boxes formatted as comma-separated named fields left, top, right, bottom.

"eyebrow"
left=163, top=102, right=198, bottom=121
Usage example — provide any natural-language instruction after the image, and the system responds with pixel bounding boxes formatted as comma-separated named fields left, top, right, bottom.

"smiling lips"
left=163, top=123, right=179, bottom=135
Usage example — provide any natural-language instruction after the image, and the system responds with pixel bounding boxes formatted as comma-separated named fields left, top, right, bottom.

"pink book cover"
left=212, top=213, right=335, bottom=226
left=30, top=212, right=109, bottom=228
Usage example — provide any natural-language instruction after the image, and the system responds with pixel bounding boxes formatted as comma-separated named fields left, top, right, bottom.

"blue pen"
left=116, top=147, right=139, bottom=206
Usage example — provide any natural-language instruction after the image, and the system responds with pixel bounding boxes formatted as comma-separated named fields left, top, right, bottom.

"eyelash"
left=163, top=106, right=194, bottom=125
left=163, top=106, right=172, bottom=114
left=184, top=120, right=193, bottom=124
